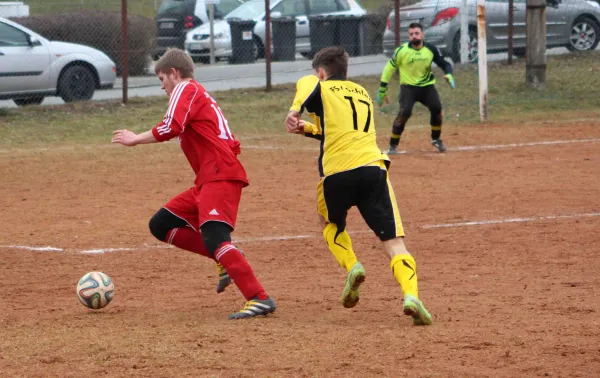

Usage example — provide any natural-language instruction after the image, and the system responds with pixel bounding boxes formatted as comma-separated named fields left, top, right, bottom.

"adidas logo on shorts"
left=209, top=209, right=220, bottom=216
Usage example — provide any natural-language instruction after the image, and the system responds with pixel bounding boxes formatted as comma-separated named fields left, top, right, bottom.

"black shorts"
left=317, top=164, right=404, bottom=242
left=399, top=84, right=442, bottom=114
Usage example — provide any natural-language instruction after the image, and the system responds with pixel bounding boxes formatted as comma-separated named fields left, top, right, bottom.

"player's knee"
left=430, top=108, right=443, bottom=126
left=149, top=209, right=171, bottom=241
left=200, top=221, right=232, bottom=255
left=397, top=108, right=412, bottom=120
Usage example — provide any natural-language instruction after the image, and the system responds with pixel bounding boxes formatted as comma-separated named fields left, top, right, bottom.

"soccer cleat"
left=341, top=262, right=366, bottom=308
left=403, top=294, right=433, bottom=326
left=386, top=145, right=400, bottom=155
left=228, top=297, right=277, bottom=320
left=431, top=139, right=447, bottom=152
left=215, top=263, right=231, bottom=293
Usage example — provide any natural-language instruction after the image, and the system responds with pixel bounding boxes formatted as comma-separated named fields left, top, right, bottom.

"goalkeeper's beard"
left=410, top=39, right=423, bottom=47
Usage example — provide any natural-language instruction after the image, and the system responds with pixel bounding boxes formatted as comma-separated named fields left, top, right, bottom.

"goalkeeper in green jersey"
left=376, top=23, right=455, bottom=153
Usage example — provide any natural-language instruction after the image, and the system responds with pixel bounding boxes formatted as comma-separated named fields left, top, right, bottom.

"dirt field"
left=1, top=121, right=600, bottom=377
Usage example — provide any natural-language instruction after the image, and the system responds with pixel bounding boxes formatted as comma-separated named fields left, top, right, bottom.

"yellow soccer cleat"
left=215, top=263, right=231, bottom=293
left=228, top=297, right=277, bottom=320
left=403, top=294, right=433, bottom=326
left=341, top=262, right=366, bottom=308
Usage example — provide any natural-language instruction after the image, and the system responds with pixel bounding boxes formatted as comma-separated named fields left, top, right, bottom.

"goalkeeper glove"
left=445, top=74, right=455, bottom=89
left=375, top=87, right=387, bottom=107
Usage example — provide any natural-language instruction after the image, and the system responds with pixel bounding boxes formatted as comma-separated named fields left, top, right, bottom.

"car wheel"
left=451, top=28, right=478, bottom=64
left=300, top=52, right=313, bottom=59
left=567, top=17, right=600, bottom=52
left=13, top=97, right=44, bottom=106
left=192, top=56, right=210, bottom=64
left=253, top=37, right=264, bottom=60
left=58, top=65, right=96, bottom=103
left=513, top=47, right=526, bottom=59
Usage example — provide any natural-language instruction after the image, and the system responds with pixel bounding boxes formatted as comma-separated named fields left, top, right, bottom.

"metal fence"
left=1, top=0, right=599, bottom=118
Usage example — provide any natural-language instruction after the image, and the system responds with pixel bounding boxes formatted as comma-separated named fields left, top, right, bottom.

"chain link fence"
left=1, top=0, right=599, bottom=117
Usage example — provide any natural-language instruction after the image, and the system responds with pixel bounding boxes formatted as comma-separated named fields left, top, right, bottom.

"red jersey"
left=151, top=80, right=248, bottom=188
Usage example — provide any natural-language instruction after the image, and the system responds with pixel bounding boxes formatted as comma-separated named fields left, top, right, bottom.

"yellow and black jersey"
left=290, top=75, right=389, bottom=177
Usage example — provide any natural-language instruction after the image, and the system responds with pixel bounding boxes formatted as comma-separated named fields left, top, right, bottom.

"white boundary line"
left=2, top=137, right=600, bottom=155
left=2, top=211, right=600, bottom=254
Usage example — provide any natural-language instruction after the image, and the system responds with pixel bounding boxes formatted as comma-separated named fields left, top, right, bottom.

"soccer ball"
left=76, top=271, right=115, bottom=309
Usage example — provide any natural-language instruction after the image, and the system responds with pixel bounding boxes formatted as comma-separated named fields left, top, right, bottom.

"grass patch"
left=1, top=51, right=599, bottom=149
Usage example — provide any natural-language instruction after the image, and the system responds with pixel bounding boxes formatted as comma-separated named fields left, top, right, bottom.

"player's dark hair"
left=408, top=23, right=423, bottom=30
left=154, top=48, right=195, bottom=78
left=312, top=46, right=348, bottom=79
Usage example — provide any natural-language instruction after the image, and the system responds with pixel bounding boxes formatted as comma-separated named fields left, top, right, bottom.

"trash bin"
left=309, top=15, right=336, bottom=56
left=337, top=15, right=362, bottom=57
left=229, top=19, right=257, bottom=64
left=271, top=17, right=296, bottom=62
left=359, top=14, right=384, bottom=56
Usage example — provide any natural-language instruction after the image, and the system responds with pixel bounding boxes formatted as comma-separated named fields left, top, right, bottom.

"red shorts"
left=163, top=180, right=243, bottom=231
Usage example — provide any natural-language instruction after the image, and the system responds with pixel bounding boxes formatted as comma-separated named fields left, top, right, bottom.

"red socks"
left=215, top=242, right=268, bottom=301
left=165, top=228, right=211, bottom=258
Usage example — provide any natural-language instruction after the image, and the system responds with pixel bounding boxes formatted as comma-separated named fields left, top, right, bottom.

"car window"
left=226, top=0, right=265, bottom=20
left=215, top=0, right=246, bottom=17
left=308, top=0, right=339, bottom=14
left=272, top=0, right=307, bottom=17
left=337, top=0, right=350, bottom=11
left=0, top=22, right=29, bottom=47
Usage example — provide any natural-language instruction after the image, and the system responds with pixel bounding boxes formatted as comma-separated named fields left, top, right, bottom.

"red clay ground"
left=1, top=121, right=600, bottom=377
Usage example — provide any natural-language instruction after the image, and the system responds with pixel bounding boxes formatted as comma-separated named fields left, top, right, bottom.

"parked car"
left=382, top=0, right=600, bottom=63
left=0, top=16, right=116, bottom=106
left=155, top=0, right=246, bottom=58
left=184, top=0, right=366, bottom=62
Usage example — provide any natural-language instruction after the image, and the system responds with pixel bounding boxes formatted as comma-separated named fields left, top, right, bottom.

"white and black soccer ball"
left=76, top=272, right=115, bottom=309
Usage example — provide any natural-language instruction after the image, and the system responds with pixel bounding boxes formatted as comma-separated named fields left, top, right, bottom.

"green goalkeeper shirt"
left=380, top=42, right=453, bottom=87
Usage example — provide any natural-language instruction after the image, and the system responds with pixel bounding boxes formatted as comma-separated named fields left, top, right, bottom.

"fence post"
left=476, top=0, right=488, bottom=121
left=209, top=3, right=215, bottom=64
left=526, top=0, right=546, bottom=89
left=508, top=0, right=514, bottom=64
left=121, top=0, right=128, bottom=104
left=460, top=0, right=469, bottom=63
left=394, top=0, right=400, bottom=47
left=265, top=0, right=272, bottom=92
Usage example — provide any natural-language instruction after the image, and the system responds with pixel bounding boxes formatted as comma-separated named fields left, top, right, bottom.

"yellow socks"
left=323, top=223, right=358, bottom=272
left=390, top=254, right=419, bottom=298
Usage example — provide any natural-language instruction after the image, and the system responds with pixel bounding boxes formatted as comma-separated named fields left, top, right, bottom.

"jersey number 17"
left=344, top=96, right=371, bottom=133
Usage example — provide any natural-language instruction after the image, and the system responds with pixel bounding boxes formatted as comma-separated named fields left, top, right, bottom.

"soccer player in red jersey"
left=111, top=48, right=275, bottom=320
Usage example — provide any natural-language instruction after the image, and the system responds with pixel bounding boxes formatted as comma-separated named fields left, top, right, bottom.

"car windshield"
left=157, top=0, right=187, bottom=15
left=225, top=0, right=265, bottom=20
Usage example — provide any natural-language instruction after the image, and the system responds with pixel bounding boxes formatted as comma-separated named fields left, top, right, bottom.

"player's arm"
left=376, top=47, right=400, bottom=107
left=427, top=43, right=455, bottom=87
left=287, top=75, right=323, bottom=140
left=111, top=129, right=157, bottom=146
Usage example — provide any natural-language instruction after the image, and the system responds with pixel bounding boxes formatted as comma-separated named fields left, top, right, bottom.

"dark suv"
left=155, top=0, right=245, bottom=59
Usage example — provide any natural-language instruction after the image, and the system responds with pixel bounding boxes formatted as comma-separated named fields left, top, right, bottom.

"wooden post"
left=508, top=0, right=514, bottom=64
left=121, top=0, right=128, bottom=104
left=394, top=0, right=400, bottom=47
left=460, top=0, right=469, bottom=63
left=526, top=0, right=546, bottom=89
left=477, top=0, right=488, bottom=122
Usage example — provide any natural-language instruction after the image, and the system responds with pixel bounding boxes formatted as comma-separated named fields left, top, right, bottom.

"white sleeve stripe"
left=162, top=82, right=188, bottom=130
left=179, top=84, right=199, bottom=132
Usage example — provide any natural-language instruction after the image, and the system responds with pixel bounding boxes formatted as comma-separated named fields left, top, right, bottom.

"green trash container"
left=309, top=15, right=336, bottom=56
left=229, top=19, right=257, bottom=64
left=337, top=15, right=362, bottom=57
left=272, top=17, right=296, bottom=62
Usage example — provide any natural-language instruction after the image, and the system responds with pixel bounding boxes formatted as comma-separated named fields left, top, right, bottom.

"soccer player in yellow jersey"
left=285, top=46, right=432, bottom=326
left=377, top=23, right=455, bottom=154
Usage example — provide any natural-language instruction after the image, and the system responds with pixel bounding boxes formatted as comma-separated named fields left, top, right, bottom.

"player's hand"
left=111, top=129, right=139, bottom=146
left=444, top=74, right=455, bottom=89
left=285, top=110, right=302, bottom=134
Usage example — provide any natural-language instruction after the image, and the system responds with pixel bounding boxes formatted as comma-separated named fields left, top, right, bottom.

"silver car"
left=383, top=0, right=600, bottom=62
left=0, top=16, right=116, bottom=106
left=184, top=0, right=366, bottom=61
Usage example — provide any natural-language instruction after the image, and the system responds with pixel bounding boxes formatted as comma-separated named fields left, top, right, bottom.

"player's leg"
left=318, top=175, right=365, bottom=308
left=196, top=181, right=275, bottom=319
left=421, top=85, right=446, bottom=152
left=356, top=164, right=432, bottom=325
left=388, top=85, right=416, bottom=154
left=151, top=189, right=230, bottom=293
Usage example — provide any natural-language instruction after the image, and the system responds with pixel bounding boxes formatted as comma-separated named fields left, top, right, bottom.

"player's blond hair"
left=154, top=48, right=195, bottom=78
left=312, top=46, right=348, bottom=79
